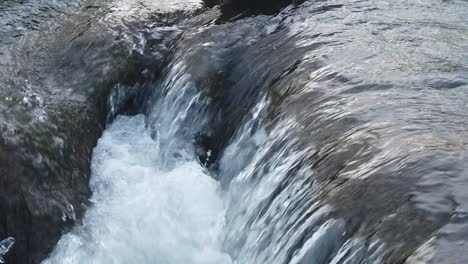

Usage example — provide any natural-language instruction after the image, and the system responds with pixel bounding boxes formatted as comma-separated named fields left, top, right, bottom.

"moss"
left=92, top=53, right=147, bottom=105
left=27, top=101, right=102, bottom=181
left=35, top=129, right=67, bottom=169
left=25, top=51, right=151, bottom=185
left=270, top=87, right=285, bottom=107
left=119, top=54, right=147, bottom=86
left=203, top=72, right=227, bottom=104
left=266, top=82, right=288, bottom=121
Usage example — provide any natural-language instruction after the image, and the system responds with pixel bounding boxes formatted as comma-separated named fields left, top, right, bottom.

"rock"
left=203, top=0, right=301, bottom=16
left=0, top=1, right=184, bottom=262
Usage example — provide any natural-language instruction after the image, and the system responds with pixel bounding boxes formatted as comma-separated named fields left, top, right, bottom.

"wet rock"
left=0, top=1, right=185, bottom=262
left=0, top=106, right=101, bottom=263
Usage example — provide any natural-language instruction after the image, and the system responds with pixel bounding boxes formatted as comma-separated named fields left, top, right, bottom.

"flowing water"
left=1, top=0, right=467, bottom=263
left=43, top=115, right=231, bottom=263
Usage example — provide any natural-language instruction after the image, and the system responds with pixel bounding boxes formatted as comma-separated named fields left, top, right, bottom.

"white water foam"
left=43, top=115, right=231, bottom=264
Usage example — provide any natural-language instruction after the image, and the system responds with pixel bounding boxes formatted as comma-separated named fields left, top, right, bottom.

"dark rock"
left=203, top=0, right=303, bottom=20
left=202, top=0, right=221, bottom=8
left=0, top=1, right=181, bottom=262
left=0, top=105, right=102, bottom=263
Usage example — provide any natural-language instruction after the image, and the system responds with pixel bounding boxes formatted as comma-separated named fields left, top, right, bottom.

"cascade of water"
left=44, top=40, right=231, bottom=262
left=43, top=113, right=230, bottom=263
left=42, top=0, right=468, bottom=263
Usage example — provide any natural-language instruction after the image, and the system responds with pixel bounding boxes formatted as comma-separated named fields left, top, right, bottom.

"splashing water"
left=43, top=115, right=231, bottom=264
left=0, top=237, right=15, bottom=263
left=40, top=0, right=468, bottom=262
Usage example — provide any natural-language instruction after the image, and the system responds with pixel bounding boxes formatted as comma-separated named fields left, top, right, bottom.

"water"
left=15, top=0, right=468, bottom=263
left=44, top=115, right=231, bottom=264
left=0, top=237, right=15, bottom=263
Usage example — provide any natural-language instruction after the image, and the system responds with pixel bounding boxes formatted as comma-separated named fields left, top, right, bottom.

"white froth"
left=44, top=115, right=231, bottom=264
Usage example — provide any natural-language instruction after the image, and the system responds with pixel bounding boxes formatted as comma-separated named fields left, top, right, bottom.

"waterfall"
left=41, top=0, right=468, bottom=263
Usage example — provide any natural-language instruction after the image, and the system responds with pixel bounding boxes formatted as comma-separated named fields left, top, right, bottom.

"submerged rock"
left=152, top=1, right=468, bottom=263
